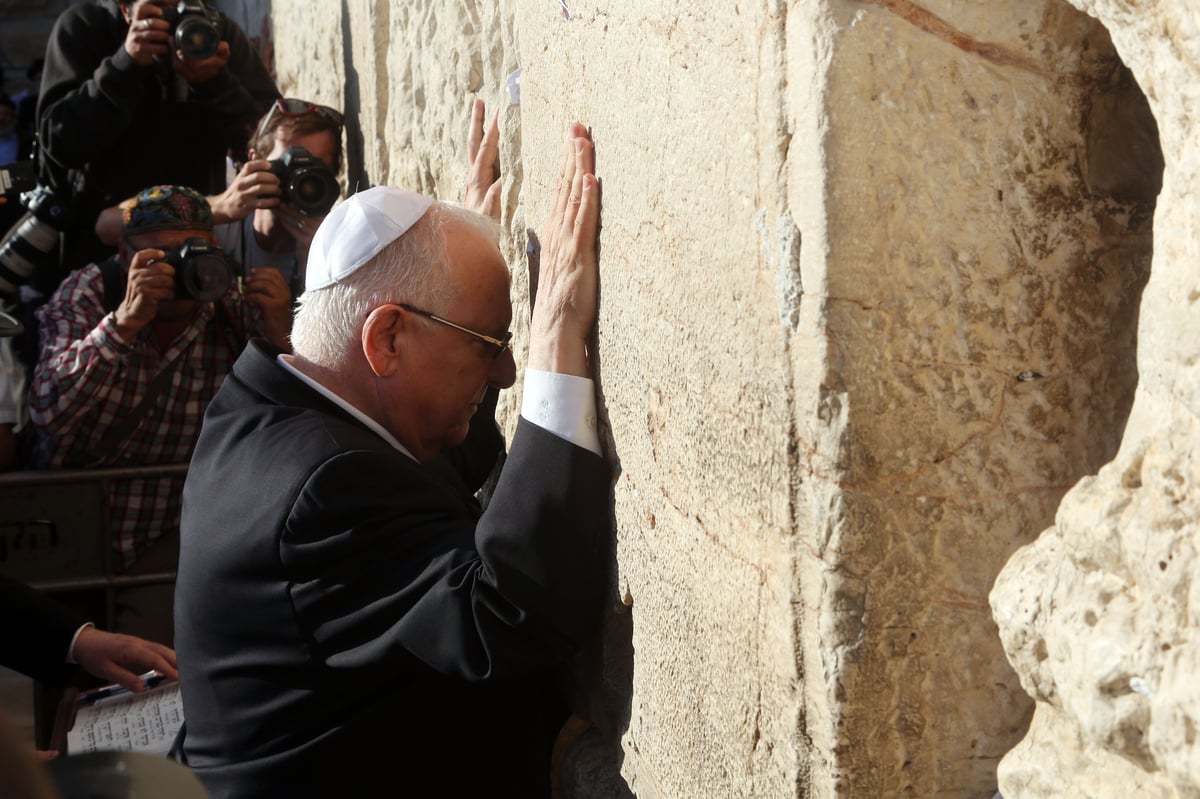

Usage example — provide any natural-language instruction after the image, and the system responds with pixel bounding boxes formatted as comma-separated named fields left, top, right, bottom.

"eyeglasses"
left=254, top=98, right=345, bottom=142
left=400, top=304, right=512, bottom=359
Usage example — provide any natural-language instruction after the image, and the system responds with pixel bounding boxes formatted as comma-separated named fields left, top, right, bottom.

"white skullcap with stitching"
left=305, top=186, right=434, bottom=291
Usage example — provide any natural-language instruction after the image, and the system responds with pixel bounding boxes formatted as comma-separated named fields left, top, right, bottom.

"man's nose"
left=488, top=347, right=516, bottom=389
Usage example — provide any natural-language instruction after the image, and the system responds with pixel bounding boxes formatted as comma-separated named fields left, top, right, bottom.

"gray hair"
left=290, top=201, right=503, bottom=370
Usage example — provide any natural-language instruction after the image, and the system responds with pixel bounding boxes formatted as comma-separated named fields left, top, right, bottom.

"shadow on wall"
left=339, top=0, right=371, bottom=195
left=527, top=208, right=636, bottom=797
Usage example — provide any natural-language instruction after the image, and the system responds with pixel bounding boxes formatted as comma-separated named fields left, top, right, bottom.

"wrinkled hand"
left=210, top=160, right=280, bottom=224
left=244, top=267, right=293, bottom=349
left=122, top=1, right=172, bottom=66
left=113, top=249, right=176, bottom=341
left=528, top=124, right=600, bottom=377
left=173, top=40, right=231, bottom=85
left=462, top=98, right=501, bottom=220
left=73, top=626, right=178, bottom=694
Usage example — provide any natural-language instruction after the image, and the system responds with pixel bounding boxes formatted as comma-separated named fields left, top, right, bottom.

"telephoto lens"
left=0, top=186, right=74, bottom=302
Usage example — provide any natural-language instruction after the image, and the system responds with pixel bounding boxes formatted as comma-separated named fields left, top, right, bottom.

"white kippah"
left=305, top=186, right=435, bottom=291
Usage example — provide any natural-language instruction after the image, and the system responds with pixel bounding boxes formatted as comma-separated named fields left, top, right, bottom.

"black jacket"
left=35, top=0, right=279, bottom=286
left=0, top=574, right=85, bottom=683
left=174, top=342, right=610, bottom=798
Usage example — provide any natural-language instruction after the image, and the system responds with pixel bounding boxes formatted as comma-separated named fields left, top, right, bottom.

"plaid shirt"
left=29, top=263, right=257, bottom=569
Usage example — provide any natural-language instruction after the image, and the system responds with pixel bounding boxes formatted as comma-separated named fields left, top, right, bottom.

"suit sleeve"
left=282, top=420, right=610, bottom=681
left=0, top=575, right=85, bottom=682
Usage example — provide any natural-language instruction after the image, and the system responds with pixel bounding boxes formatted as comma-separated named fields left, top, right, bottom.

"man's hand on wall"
left=527, top=124, right=600, bottom=378
left=463, top=97, right=501, bottom=221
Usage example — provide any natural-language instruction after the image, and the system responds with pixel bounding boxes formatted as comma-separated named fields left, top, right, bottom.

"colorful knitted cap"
left=121, top=185, right=214, bottom=237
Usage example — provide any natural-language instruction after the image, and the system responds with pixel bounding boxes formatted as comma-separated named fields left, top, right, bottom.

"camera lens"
left=0, top=213, right=59, bottom=301
left=287, top=169, right=339, bottom=217
left=179, top=252, right=233, bottom=302
left=175, top=17, right=220, bottom=60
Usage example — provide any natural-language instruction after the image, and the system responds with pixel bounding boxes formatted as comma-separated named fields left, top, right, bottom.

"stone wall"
left=267, top=1, right=1181, bottom=797
left=989, top=1, right=1200, bottom=797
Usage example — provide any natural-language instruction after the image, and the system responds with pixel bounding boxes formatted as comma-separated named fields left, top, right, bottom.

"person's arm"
left=26, top=259, right=167, bottom=437
left=36, top=4, right=156, bottom=172
left=0, top=575, right=87, bottom=683
left=71, top=627, right=178, bottom=692
left=185, top=15, right=279, bottom=153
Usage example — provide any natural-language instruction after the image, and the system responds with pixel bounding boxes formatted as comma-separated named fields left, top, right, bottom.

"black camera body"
left=160, top=0, right=222, bottom=61
left=267, top=146, right=339, bottom=217
left=0, top=160, right=37, bottom=201
left=164, top=238, right=239, bottom=302
left=0, top=185, right=77, bottom=302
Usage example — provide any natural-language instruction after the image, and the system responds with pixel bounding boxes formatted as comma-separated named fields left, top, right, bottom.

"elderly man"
left=29, top=185, right=292, bottom=642
left=173, top=123, right=605, bottom=797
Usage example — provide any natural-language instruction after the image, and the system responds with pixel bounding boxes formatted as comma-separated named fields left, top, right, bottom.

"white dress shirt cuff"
left=67, top=622, right=94, bottom=664
left=521, top=369, right=602, bottom=456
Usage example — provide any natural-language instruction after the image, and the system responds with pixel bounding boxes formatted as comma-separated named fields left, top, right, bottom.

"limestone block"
left=990, top=0, right=1200, bottom=796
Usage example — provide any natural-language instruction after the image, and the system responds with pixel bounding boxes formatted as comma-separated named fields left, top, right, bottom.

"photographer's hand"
left=211, top=160, right=280, bottom=224
left=174, top=40, right=231, bottom=85
left=243, top=268, right=293, bottom=351
left=121, top=1, right=172, bottom=66
left=113, top=249, right=175, bottom=343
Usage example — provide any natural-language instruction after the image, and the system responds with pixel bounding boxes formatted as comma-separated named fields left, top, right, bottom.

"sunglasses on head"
left=255, top=98, right=344, bottom=142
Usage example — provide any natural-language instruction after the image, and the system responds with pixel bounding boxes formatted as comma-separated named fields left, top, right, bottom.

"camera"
left=160, top=0, right=222, bottom=61
left=0, top=185, right=76, bottom=302
left=164, top=238, right=239, bottom=302
left=0, top=160, right=36, bottom=200
left=267, top=146, right=339, bottom=217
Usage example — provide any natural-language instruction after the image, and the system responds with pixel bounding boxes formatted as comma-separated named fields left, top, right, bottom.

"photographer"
left=95, top=97, right=343, bottom=297
left=34, top=0, right=278, bottom=292
left=28, top=185, right=291, bottom=644
left=212, top=97, right=344, bottom=298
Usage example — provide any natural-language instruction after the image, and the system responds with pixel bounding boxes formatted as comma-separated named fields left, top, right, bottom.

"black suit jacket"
left=174, top=341, right=610, bottom=798
left=1, top=574, right=85, bottom=683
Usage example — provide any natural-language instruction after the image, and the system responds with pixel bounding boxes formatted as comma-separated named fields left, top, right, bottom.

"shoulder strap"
left=98, top=257, right=125, bottom=314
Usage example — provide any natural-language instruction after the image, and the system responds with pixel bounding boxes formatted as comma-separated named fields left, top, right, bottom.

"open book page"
left=66, top=679, right=183, bottom=756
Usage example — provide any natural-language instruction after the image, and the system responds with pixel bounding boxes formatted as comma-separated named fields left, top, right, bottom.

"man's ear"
left=361, top=304, right=405, bottom=377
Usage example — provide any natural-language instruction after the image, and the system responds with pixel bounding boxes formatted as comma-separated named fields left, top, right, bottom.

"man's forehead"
left=127, top=229, right=212, bottom=249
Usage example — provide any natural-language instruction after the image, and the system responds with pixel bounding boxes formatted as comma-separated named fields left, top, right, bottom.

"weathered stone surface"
left=268, top=0, right=1180, bottom=797
left=988, top=0, right=1200, bottom=796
